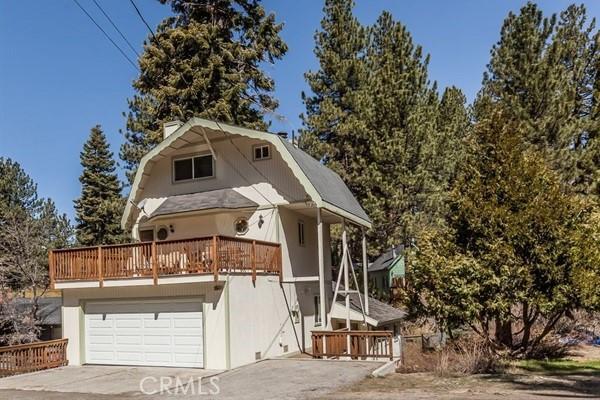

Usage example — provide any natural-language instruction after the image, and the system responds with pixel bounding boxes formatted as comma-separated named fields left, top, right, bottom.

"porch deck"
left=49, top=235, right=282, bottom=287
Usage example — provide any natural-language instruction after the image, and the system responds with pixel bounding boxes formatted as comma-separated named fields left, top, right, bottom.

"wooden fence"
left=0, top=339, right=68, bottom=376
left=311, top=330, right=393, bottom=360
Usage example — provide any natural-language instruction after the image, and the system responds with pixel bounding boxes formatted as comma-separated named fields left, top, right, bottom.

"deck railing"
left=0, top=339, right=68, bottom=376
left=311, top=330, right=393, bottom=360
left=50, top=235, right=282, bottom=286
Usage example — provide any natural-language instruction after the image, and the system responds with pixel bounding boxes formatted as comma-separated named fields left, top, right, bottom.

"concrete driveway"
left=0, top=365, right=221, bottom=397
left=0, top=359, right=382, bottom=399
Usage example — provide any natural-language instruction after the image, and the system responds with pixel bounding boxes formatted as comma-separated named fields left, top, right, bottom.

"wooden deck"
left=311, top=330, right=394, bottom=360
left=49, top=235, right=282, bottom=286
left=0, top=339, right=68, bottom=376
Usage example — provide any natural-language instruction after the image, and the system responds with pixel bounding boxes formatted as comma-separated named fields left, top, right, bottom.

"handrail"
left=49, top=235, right=282, bottom=285
left=0, top=338, right=68, bottom=376
left=311, top=330, right=393, bottom=360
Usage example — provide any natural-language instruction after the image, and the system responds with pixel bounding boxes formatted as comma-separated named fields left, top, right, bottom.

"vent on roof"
left=164, top=120, right=183, bottom=139
left=276, top=131, right=288, bottom=139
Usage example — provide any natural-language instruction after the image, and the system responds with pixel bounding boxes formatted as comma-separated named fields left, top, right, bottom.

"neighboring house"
left=50, top=118, right=401, bottom=370
left=14, top=297, right=62, bottom=340
left=368, top=245, right=405, bottom=294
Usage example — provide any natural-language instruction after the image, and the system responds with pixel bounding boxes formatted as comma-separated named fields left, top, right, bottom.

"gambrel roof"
left=122, top=118, right=371, bottom=229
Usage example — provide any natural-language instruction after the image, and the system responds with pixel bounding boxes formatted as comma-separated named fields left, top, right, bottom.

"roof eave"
left=122, top=118, right=371, bottom=229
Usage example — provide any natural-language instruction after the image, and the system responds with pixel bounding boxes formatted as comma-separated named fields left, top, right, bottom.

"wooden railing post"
left=278, top=246, right=283, bottom=283
left=251, top=240, right=256, bottom=284
left=212, top=236, right=219, bottom=281
left=48, top=251, right=55, bottom=289
left=152, top=241, right=158, bottom=285
left=97, top=247, right=104, bottom=288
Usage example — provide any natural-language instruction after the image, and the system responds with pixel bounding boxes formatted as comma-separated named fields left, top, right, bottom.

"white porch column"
left=342, top=219, right=350, bottom=330
left=362, top=228, right=369, bottom=315
left=317, top=208, right=327, bottom=329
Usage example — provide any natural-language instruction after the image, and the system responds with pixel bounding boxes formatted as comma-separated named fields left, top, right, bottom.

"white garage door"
left=85, top=299, right=203, bottom=368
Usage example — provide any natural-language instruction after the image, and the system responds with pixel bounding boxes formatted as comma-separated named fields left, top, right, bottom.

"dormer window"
left=253, top=144, right=270, bottom=161
left=173, top=154, right=214, bottom=182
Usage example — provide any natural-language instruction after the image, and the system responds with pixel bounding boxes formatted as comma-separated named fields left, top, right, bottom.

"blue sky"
left=1, top=1, right=599, bottom=220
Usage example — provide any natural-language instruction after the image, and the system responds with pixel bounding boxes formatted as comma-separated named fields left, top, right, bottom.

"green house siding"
left=388, top=256, right=405, bottom=279
left=370, top=256, right=405, bottom=293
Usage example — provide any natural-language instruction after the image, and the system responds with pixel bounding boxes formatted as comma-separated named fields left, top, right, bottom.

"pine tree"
left=406, top=106, right=600, bottom=353
left=0, top=159, right=73, bottom=344
left=475, top=3, right=599, bottom=195
left=74, top=126, right=124, bottom=245
left=302, top=2, right=465, bottom=256
left=434, top=87, right=470, bottom=187
left=300, top=0, right=367, bottom=163
left=0, top=158, right=41, bottom=221
left=121, top=0, right=288, bottom=183
left=359, top=11, right=442, bottom=253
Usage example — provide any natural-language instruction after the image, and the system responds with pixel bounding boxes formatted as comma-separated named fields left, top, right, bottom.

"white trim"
left=122, top=118, right=371, bottom=229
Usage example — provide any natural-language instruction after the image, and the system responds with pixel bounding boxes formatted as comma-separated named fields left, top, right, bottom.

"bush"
left=434, top=337, right=504, bottom=376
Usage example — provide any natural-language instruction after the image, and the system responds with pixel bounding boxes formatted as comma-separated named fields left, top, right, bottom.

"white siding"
left=138, top=137, right=307, bottom=205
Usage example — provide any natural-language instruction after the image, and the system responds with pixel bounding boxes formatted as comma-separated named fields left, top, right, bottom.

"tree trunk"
left=494, top=317, right=513, bottom=348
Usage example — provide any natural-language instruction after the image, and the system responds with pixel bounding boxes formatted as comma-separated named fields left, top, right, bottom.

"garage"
left=84, top=298, right=204, bottom=368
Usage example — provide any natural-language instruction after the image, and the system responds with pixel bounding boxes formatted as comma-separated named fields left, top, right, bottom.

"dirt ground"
left=324, top=344, right=600, bottom=400
left=322, top=370, right=600, bottom=399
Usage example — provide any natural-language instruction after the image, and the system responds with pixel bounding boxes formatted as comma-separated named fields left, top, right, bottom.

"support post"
left=48, top=251, right=55, bottom=289
left=151, top=241, right=157, bottom=285
left=362, top=229, right=369, bottom=315
left=342, top=219, right=350, bottom=331
left=342, top=218, right=351, bottom=353
left=97, top=246, right=103, bottom=288
left=213, top=236, right=219, bottom=281
left=317, top=208, right=327, bottom=330
left=251, top=240, right=256, bottom=284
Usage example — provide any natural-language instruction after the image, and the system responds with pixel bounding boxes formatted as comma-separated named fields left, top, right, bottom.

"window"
left=253, top=144, right=270, bottom=161
left=156, top=226, right=169, bottom=241
left=234, top=217, right=249, bottom=235
left=314, top=295, right=321, bottom=326
left=291, top=308, right=300, bottom=324
left=173, top=154, right=214, bottom=182
left=298, top=220, right=305, bottom=246
left=139, top=229, right=154, bottom=242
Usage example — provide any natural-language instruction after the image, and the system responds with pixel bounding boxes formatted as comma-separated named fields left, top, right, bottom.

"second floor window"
left=173, top=154, right=214, bottom=182
left=253, top=144, right=270, bottom=160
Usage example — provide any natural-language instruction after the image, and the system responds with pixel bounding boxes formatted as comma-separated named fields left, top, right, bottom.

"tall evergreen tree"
left=359, top=12, right=441, bottom=253
left=0, top=159, right=73, bottom=343
left=302, top=2, right=467, bottom=256
left=0, top=158, right=41, bottom=221
left=74, top=126, right=124, bottom=245
left=406, top=106, right=600, bottom=354
left=475, top=2, right=599, bottom=195
left=300, top=0, right=367, bottom=163
left=434, top=87, right=470, bottom=187
left=121, top=0, right=288, bottom=183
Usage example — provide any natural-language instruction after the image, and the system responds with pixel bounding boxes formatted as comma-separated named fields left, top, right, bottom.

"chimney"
left=276, top=131, right=288, bottom=139
left=392, top=246, right=397, bottom=258
left=163, top=120, right=183, bottom=139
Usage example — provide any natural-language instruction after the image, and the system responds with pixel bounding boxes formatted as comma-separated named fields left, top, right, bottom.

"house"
left=368, top=245, right=405, bottom=294
left=51, top=118, right=402, bottom=370
left=14, top=297, right=62, bottom=340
